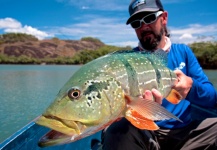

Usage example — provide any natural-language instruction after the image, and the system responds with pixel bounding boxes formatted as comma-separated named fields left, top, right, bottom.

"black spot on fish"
left=86, top=85, right=98, bottom=92
left=116, top=81, right=121, bottom=86
left=169, top=69, right=173, bottom=80
left=87, top=102, right=91, bottom=107
left=84, top=80, right=111, bottom=95
left=104, top=86, right=109, bottom=90
left=155, top=69, right=161, bottom=84
left=97, top=93, right=101, bottom=99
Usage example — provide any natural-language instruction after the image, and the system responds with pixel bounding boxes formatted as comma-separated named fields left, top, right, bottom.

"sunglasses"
left=130, top=11, right=163, bottom=29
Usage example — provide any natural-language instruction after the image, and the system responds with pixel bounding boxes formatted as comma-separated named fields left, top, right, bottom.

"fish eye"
left=67, top=88, right=81, bottom=100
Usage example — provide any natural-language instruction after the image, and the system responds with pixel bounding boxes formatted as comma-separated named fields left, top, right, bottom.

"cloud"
left=1, top=17, right=216, bottom=47
left=179, top=33, right=193, bottom=40
left=47, top=15, right=137, bottom=46
left=81, top=6, right=90, bottom=10
left=47, top=15, right=217, bottom=47
left=45, top=13, right=217, bottom=47
left=170, top=24, right=217, bottom=44
left=0, top=18, right=21, bottom=29
left=57, top=0, right=127, bottom=11
left=56, top=0, right=195, bottom=10
left=0, top=18, right=52, bottom=40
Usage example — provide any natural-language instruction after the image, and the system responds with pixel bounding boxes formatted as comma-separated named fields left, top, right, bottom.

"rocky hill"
left=0, top=33, right=105, bottom=59
left=1, top=33, right=216, bottom=68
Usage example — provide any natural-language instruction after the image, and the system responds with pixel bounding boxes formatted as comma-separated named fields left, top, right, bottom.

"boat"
left=0, top=120, right=101, bottom=150
left=0, top=104, right=217, bottom=150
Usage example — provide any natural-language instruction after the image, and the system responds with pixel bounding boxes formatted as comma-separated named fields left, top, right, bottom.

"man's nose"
left=138, top=22, right=151, bottom=30
left=141, top=22, right=150, bottom=29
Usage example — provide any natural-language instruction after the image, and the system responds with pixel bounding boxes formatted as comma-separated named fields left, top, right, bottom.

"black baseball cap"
left=126, top=0, right=164, bottom=24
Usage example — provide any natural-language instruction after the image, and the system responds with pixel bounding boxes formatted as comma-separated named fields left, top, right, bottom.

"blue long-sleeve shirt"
left=134, top=43, right=217, bottom=129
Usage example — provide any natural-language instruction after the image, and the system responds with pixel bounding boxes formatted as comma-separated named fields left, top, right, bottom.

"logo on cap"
left=132, top=0, right=146, bottom=9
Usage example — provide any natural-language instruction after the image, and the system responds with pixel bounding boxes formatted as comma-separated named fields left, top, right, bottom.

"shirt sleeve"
left=184, top=45, right=217, bottom=107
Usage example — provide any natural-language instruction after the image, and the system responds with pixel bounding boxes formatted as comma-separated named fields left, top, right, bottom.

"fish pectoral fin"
left=127, top=96, right=182, bottom=122
left=125, top=108, right=159, bottom=130
left=166, top=89, right=182, bottom=104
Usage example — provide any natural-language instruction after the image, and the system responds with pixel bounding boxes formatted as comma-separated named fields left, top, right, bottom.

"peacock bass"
left=36, top=49, right=182, bottom=147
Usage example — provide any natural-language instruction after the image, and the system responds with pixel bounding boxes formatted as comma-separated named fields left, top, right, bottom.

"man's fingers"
left=142, top=89, right=163, bottom=104
left=151, top=89, right=163, bottom=104
left=174, top=69, right=183, bottom=75
left=142, top=90, right=153, bottom=100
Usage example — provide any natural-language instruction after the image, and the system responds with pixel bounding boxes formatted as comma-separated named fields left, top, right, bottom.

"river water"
left=0, top=65, right=216, bottom=144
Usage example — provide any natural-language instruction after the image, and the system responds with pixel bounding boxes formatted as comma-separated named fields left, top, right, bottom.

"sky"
left=0, top=0, right=217, bottom=47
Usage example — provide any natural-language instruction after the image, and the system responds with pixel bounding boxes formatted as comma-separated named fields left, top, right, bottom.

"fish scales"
left=36, top=50, right=181, bottom=147
left=119, top=53, right=158, bottom=96
left=69, top=51, right=175, bottom=119
left=104, top=52, right=175, bottom=98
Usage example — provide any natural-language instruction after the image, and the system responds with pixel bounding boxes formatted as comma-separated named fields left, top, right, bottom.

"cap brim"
left=126, top=8, right=159, bottom=25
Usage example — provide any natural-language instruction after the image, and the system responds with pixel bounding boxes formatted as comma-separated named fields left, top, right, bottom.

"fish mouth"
left=36, top=115, right=86, bottom=147
left=38, top=130, right=72, bottom=147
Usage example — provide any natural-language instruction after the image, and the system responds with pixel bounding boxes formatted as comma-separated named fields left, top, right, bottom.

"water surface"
left=0, top=65, right=80, bottom=143
left=0, top=65, right=216, bottom=144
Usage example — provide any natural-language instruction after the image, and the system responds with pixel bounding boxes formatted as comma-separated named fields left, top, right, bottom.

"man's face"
left=132, top=11, right=167, bottom=51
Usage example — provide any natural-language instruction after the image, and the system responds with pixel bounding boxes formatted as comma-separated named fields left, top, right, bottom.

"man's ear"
left=161, top=11, right=168, bottom=25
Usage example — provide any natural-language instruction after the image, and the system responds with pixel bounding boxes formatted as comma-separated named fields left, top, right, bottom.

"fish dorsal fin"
left=140, top=49, right=168, bottom=66
left=109, top=49, right=168, bottom=67
left=166, top=89, right=182, bottom=104
left=126, top=96, right=182, bottom=122
left=110, top=50, right=134, bottom=55
left=125, top=108, right=159, bottom=130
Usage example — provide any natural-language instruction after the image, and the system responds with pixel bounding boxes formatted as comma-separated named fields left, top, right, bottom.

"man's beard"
left=139, top=26, right=164, bottom=51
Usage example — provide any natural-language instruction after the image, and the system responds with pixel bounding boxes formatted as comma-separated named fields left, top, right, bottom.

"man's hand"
left=173, top=70, right=193, bottom=99
left=141, top=70, right=192, bottom=104
left=142, top=89, right=163, bottom=104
